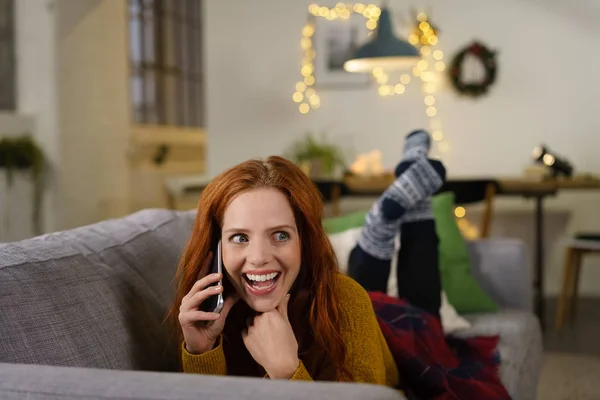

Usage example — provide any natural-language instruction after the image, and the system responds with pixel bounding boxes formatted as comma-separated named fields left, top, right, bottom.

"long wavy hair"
left=166, top=156, right=350, bottom=380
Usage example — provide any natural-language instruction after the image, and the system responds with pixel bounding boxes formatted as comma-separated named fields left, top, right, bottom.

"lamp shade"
left=344, top=8, right=420, bottom=73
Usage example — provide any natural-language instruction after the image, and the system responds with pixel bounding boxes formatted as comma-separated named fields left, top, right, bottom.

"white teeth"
left=249, top=279, right=277, bottom=291
left=245, top=272, right=279, bottom=282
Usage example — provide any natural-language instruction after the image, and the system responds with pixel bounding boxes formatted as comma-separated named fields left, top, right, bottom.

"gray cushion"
left=467, top=238, right=532, bottom=311
left=0, top=209, right=196, bottom=371
left=457, top=310, right=543, bottom=400
left=0, top=362, right=406, bottom=400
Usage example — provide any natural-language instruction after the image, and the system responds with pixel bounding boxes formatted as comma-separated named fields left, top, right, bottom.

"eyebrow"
left=223, top=224, right=297, bottom=235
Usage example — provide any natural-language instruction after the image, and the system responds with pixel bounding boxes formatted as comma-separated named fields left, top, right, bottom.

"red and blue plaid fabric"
left=369, top=292, right=511, bottom=400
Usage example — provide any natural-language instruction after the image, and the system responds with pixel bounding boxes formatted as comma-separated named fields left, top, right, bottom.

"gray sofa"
left=0, top=209, right=542, bottom=399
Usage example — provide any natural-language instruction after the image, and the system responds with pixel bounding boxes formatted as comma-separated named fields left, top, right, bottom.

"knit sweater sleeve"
left=336, top=274, right=399, bottom=387
left=289, top=360, right=313, bottom=381
left=181, top=336, right=227, bottom=375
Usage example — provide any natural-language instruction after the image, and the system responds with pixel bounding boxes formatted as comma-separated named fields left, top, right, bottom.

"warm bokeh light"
left=299, top=103, right=310, bottom=114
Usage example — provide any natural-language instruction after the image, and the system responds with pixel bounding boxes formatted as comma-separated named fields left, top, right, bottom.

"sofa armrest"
left=0, top=363, right=405, bottom=400
left=466, top=238, right=532, bottom=312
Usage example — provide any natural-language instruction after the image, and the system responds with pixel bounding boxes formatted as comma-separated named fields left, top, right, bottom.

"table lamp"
left=532, top=145, right=574, bottom=177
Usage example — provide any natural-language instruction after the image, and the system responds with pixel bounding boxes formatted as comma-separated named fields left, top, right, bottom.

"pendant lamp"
left=344, top=7, right=420, bottom=73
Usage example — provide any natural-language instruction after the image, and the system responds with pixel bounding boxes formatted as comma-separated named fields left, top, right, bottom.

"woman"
left=168, top=156, right=398, bottom=385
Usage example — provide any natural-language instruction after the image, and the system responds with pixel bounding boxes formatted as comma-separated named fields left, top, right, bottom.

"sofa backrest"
left=0, top=209, right=196, bottom=372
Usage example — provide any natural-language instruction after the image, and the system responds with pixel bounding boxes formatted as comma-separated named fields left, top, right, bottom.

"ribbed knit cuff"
left=181, top=336, right=226, bottom=375
left=289, top=360, right=313, bottom=381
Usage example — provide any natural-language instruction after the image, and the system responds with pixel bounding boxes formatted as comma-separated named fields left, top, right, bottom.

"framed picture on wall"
left=313, top=14, right=371, bottom=88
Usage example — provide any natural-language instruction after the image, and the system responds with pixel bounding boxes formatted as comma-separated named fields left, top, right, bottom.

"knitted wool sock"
left=357, top=156, right=445, bottom=260
left=348, top=131, right=445, bottom=293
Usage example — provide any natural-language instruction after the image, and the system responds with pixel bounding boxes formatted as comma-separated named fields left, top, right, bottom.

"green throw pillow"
left=432, top=192, right=498, bottom=314
left=323, top=211, right=367, bottom=234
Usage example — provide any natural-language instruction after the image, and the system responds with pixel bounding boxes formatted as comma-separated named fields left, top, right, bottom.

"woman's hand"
left=178, top=253, right=239, bottom=355
left=242, top=294, right=300, bottom=379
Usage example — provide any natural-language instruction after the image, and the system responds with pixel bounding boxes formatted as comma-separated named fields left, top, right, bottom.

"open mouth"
left=243, top=271, right=281, bottom=293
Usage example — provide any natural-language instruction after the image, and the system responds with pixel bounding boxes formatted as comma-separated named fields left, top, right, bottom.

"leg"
left=347, top=245, right=391, bottom=294
left=555, top=247, right=577, bottom=331
left=534, top=195, right=545, bottom=328
left=396, top=220, right=441, bottom=318
left=568, top=250, right=583, bottom=322
left=480, top=183, right=496, bottom=238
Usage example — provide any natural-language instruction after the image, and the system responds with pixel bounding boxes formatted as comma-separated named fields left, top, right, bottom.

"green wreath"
left=449, top=41, right=497, bottom=97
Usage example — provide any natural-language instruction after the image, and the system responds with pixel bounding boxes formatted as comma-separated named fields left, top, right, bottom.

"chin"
left=245, top=296, right=283, bottom=313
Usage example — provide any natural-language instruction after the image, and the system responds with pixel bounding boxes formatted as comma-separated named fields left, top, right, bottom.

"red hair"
left=166, top=156, right=350, bottom=380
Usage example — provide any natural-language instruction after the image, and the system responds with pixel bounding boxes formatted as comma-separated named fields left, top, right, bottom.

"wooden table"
left=334, top=175, right=600, bottom=327
left=495, top=177, right=600, bottom=326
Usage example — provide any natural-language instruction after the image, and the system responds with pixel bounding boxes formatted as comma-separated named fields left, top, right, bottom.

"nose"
left=246, top=239, right=272, bottom=267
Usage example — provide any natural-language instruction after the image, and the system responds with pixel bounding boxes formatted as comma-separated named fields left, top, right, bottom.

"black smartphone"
left=198, top=240, right=225, bottom=314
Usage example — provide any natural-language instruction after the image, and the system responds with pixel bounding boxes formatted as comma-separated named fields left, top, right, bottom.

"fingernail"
left=211, top=313, right=220, bottom=318
left=213, top=273, right=221, bottom=278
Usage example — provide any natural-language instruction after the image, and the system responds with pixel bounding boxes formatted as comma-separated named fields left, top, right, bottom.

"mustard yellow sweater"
left=182, top=273, right=398, bottom=387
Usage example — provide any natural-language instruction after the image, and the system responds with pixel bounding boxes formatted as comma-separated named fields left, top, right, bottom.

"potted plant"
left=286, top=132, right=348, bottom=179
left=0, top=136, right=45, bottom=234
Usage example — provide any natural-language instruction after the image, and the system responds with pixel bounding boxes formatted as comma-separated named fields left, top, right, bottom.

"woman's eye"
left=231, top=234, right=249, bottom=243
left=273, top=231, right=290, bottom=241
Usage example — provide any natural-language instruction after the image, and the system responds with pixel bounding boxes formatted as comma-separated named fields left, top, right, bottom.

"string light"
left=405, top=12, right=450, bottom=158
left=294, top=7, right=451, bottom=161
left=295, top=3, right=381, bottom=114
left=454, top=206, right=480, bottom=240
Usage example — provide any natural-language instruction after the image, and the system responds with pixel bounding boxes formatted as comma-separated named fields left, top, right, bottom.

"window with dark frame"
left=0, top=0, right=15, bottom=111
left=128, top=0, right=204, bottom=128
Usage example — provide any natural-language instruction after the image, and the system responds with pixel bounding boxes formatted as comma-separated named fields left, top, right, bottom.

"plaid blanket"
left=369, top=292, right=511, bottom=400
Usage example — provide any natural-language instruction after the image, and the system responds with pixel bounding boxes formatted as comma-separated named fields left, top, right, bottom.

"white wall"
left=15, top=0, right=60, bottom=234
left=56, top=0, right=131, bottom=229
left=203, top=0, right=600, bottom=296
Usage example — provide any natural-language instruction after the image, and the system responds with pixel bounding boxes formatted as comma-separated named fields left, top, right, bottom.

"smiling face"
left=221, top=188, right=301, bottom=312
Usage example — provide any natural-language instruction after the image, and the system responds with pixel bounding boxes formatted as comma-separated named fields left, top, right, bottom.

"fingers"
left=184, top=275, right=221, bottom=304
left=178, top=310, right=220, bottom=327
left=181, top=281, right=223, bottom=312
left=277, top=294, right=291, bottom=320
left=182, top=268, right=221, bottom=300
